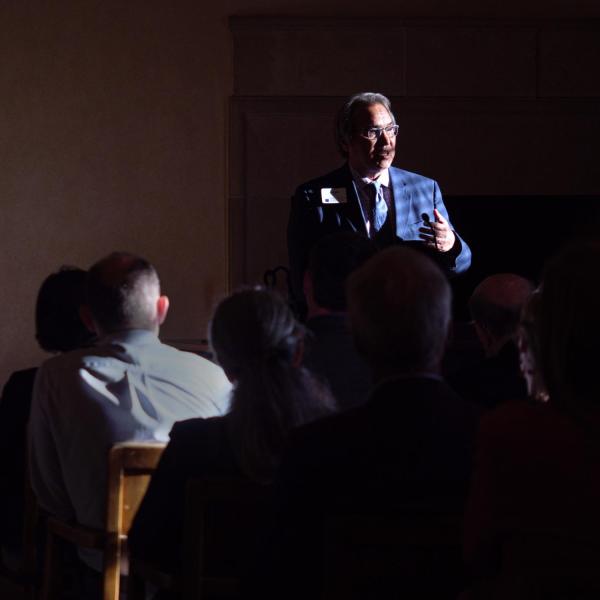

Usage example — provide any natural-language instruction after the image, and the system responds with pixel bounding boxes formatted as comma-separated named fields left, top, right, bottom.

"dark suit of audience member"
left=448, top=274, right=533, bottom=409
left=128, top=289, right=334, bottom=573
left=261, top=247, right=480, bottom=600
left=465, top=243, right=600, bottom=595
left=0, top=267, right=93, bottom=569
left=128, top=416, right=240, bottom=570
left=302, top=232, right=376, bottom=411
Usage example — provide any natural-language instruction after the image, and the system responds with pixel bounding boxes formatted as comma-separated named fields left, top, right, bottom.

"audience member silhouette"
left=303, top=232, right=376, bottom=410
left=28, top=252, right=231, bottom=572
left=262, top=246, right=480, bottom=599
left=128, top=288, right=334, bottom=572
left=464, top=241, right=600, bottom=594
left=448, top=273, right=533, bottom=409
left=0, top=266, right=94, bottom=569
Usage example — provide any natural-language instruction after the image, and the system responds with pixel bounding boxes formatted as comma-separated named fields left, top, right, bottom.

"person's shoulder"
left=154, top=344, right=226, bottom=380
left=389, top=166, right=437, bottom=187
left=2, top=367, right=38, bottom=392
left=163, top=345, right=219, bottom=370
left=170, top=415, right=226, bottom=442
left=167, top=416, right=236, bottom=473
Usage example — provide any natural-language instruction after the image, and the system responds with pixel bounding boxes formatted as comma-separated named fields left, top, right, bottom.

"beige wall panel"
left=232, top=19, right=406, bottom=96
left=406, top=25, right=537, bottom=97
left=0, top=3, right=230, bottom=384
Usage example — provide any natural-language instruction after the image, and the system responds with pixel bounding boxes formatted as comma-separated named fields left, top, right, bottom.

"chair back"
left=181, top=477, right=270, bottom=600
left=103, top=442, right=166, bottom=596
left=41, top=441, right=165, bottom=600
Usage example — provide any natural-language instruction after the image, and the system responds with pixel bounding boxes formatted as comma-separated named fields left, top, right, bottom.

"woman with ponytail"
left=129, top=288, right=334, bottom=570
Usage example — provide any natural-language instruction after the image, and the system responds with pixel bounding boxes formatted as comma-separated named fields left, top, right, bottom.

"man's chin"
left=374, top=157, right=394, bottom=169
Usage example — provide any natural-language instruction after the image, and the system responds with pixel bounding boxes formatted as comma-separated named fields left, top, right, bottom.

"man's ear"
left=156, top=295, right=170, bottom=325
left=78, top=305, right=97, bottom=334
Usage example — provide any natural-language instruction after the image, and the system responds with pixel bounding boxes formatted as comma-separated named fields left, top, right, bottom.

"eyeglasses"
left=359, top=124, right=399, bottom=141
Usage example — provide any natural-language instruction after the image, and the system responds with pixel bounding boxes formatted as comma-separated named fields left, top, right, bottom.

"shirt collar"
left=97, top=329, right=161, bottom=346
left=349, top=165, right=390, bottom=189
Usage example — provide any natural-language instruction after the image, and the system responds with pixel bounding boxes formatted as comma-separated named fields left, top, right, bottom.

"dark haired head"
left=209, top=288, right=334, bottom=481
left=210, top=288, right=300, bottom=380
left=348, top=246, right=451, bottom=377
left=469, top=273, right=534, bottom=344
left=307, top=232, right=377, bottom=312
left=86, top=252, right=162, bottom=334
left=36, top=267, right=95, bottom=353
left=335, top=92, right=395, bottom=158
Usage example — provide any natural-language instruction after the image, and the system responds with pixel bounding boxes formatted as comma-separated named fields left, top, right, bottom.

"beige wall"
left=1, top=0, right=598, bottom=384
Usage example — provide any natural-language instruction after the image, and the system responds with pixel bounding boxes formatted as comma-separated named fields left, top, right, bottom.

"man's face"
left=344, top=103, right=396, bottom=178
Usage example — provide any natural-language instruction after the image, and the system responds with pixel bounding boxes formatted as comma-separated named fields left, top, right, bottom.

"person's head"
left=35, top=267, right=96, bottom=353
left=348, top=246, right=451, bottom=379
left=210, top=288, right=303, bottom=382
left=209, top=288, right=334, bottom=481
left=468, top=273, right=535, bottom=357
left=335, top=92, right=397, bottom=179
left=83, top=252, right=169, bottom=336
left=304, top=232, right=377, bottom=317
left=533, top=240, right=600, bottom=407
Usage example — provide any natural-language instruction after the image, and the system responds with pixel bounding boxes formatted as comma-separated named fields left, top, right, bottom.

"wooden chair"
left=128, top=477, right=270, bottom=600
left=322, top=510, right=465, bottom=600
left=41, top=441, right=166, bottom=600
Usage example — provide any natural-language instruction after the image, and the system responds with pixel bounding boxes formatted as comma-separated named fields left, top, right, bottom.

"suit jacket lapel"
left=339, top=164, right=368, bottom=235
left=389, top=167, right=411, bottom=238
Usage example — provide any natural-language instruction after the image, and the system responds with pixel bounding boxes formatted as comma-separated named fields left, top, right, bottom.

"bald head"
left=347, top=246, right=451, bottom=378
left=86, top=252, right=168, bottom=335
left=469, top=273, right=534, bottom=354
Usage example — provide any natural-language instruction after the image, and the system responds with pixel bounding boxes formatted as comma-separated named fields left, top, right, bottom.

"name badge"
left=320, top=187, right=347, bottom=204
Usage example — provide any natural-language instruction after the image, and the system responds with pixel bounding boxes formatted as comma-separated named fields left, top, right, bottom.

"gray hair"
left=347, top=246, right=451, bottom=373
left=335, top=92, right=395, bottom=158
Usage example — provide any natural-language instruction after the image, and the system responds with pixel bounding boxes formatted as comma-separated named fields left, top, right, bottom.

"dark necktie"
left=367, top=182, right=388, bottom=236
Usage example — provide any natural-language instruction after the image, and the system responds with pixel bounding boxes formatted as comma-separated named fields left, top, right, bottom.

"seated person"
left=260, top=247, right=480, bottom=600
left=28, top=252, right=232, bottom=571
left=128, top=288, right=334, bottom=571
left=448, top=273, right=534, bottom=409
left=464, top=241, right=600, bottom=592
left=0, top=267, right=94, bottom=569
left=303, top=232, right=376, bottom=411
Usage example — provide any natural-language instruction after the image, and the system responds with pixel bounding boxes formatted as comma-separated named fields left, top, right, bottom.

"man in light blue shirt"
left=28, top=252, right=231, bottom=568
